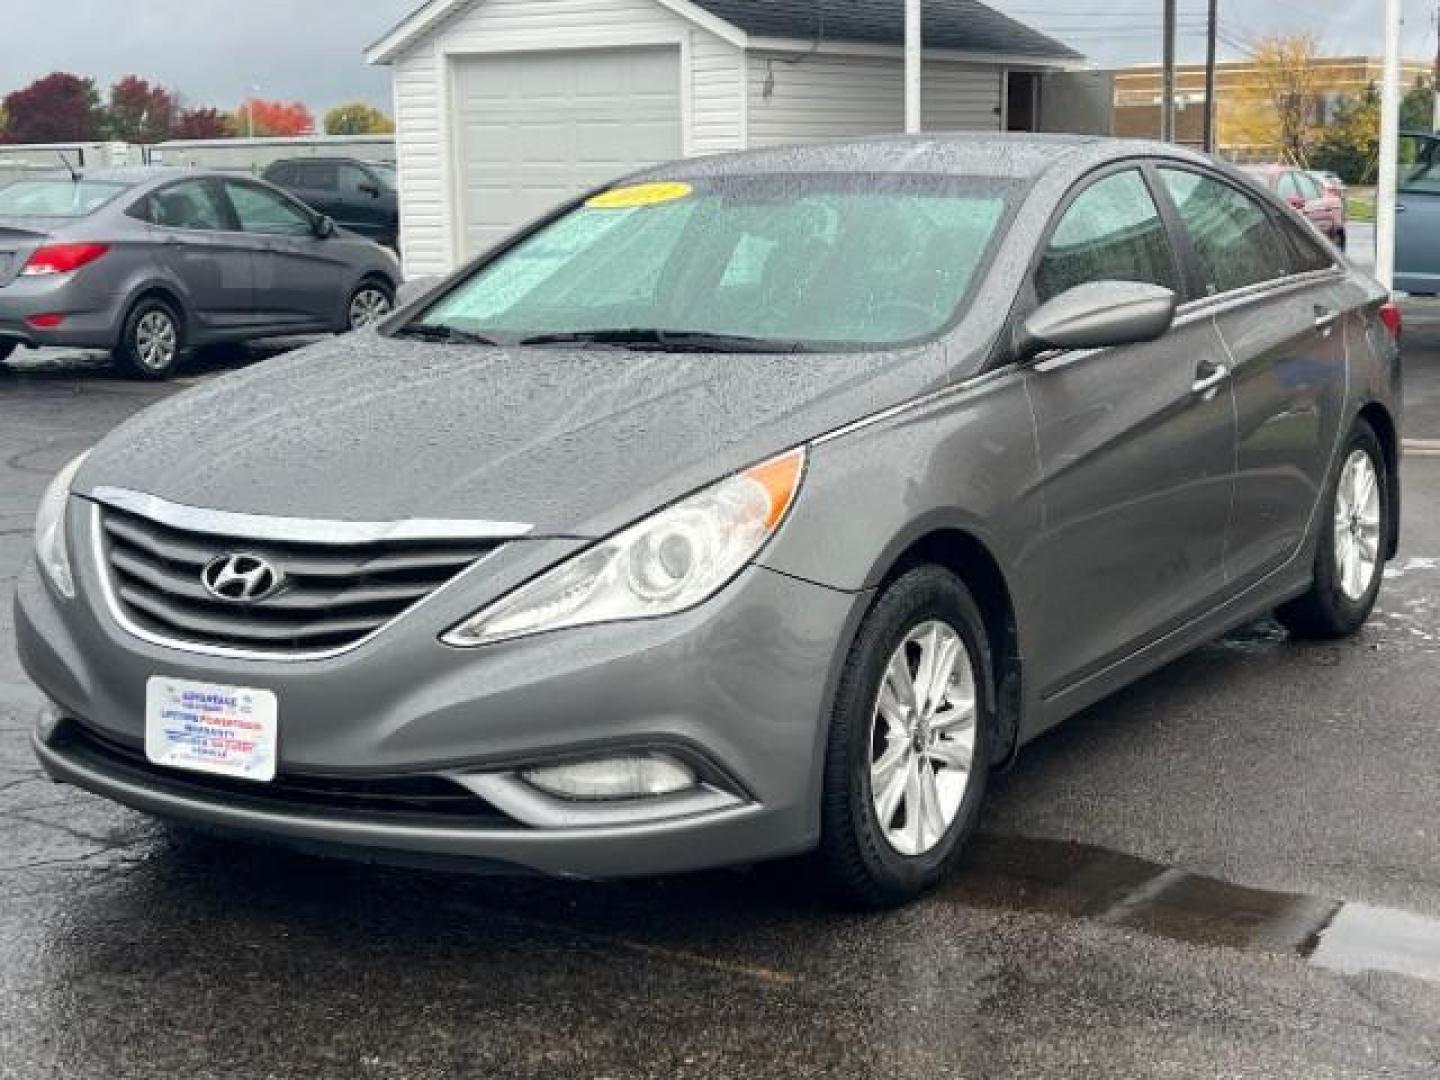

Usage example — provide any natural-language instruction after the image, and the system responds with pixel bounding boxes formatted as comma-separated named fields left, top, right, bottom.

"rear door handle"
left=1315, top=305, right=1340, bottom=336
left=1192, top=362, right=1230, bottom=395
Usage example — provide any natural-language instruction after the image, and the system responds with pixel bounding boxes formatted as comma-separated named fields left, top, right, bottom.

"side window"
left=1034, top=169, right=1178, bottom=304
left=142, top=179, right=228, bottom=231
left=1160, top=169, right=1288, bottom=295
left=1298, top=173, right=1323, bottom=200
left=268, top=164, right=295, bottom=186
left=300, top=162, right=339, bottom=191
left=1398, top=135, right=1440, bottom=193
left=222, top=180, right=314, bottom=237
left=1277, top=212, right=1336, bottom=273
left=339, top=164, right=375, bottom=197
left=1276, top=172, right=1300, bottom=201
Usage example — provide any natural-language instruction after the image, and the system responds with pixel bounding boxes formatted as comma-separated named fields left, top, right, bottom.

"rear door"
left=1158, top=166, right=1348, bottom=590
left=1395, top=133, right=1440, bottom=295
left=1022, top=166, right=1237, bottom=695
left=336, top=162, right=394, bottom=242
left=138, top=177, right=257, bottom=332
left=217, top=178, right=349, bottom=331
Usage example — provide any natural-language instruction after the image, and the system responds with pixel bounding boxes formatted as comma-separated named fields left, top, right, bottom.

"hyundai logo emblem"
left=201, top=553, right=283, bottom=604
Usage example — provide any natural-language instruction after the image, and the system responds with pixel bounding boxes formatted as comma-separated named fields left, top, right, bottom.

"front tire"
left=1276, top=419, right=1389, bottom=639
left=347, top=280, right=394, bottom=330
left=0, top=340, right=15, bottom=369
left=114, top=298, right=183, bottom=380
left=816, top=566, right=992, bottom=908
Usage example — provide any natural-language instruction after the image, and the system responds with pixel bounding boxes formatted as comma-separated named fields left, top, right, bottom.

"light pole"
left=905, top=0, right=922, bottom=134
left=1376, top=0, right=1403, bottom=292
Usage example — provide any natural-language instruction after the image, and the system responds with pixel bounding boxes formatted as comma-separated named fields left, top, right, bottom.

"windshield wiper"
left=517, top=329, right=811, bottom=354
left=390, top=323, right=505, bottom=346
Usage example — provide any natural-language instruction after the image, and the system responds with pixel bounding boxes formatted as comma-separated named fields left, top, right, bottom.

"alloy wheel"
left=135, top=311, right=178, bottom=373
left=1334, top=448, right=1382, bottom=601
left=349, top=288, right=392, bottom=329
left=868, top=620, right=978, bottom=857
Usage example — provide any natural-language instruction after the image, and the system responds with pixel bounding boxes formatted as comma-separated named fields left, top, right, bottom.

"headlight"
left=34, top=451, right=89, bottom=598
left=443, top=447, right=806, bottom=646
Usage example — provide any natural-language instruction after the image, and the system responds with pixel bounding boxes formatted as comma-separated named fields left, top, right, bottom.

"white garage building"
left=366, top=0, right=1081, bottom=277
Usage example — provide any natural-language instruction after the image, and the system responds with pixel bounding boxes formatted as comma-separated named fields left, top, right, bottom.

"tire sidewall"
left=1314, top=423, right=1387, bottom=627
left=826, top=566, right=994, bottom=902
left=119, top=299, right=183, bottom=380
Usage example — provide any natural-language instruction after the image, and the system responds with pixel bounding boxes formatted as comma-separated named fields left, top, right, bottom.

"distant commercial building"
left=1114, top=55, right=1431, bottom=161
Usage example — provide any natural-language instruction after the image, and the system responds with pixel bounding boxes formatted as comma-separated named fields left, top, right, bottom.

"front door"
left=219, top=178, right=350, bottom=331
left=1395, top=133, right=1440, bottom=295
left=1021, top=167, right=1237, bottom=696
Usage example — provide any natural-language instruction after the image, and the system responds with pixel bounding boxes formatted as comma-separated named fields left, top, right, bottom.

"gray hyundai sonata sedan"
left=17, top=135, right=1402, bottom=906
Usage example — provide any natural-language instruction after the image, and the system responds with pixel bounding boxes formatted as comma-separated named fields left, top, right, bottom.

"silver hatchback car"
left=17, top=136, right=1401, bottom=906
left=0, top=167, right=401, bottom=379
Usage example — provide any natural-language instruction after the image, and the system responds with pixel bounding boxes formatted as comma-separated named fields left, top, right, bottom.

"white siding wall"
left=746, top=52, right=1003, bottom=147
left=387, top=0, right=744, bottom=277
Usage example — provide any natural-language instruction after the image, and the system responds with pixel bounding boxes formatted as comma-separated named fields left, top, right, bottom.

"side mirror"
left=359, top=182, right=381, bottom=198
left=314, top=215, right=336, bottom=239
left=396, top=275, right=441, bottom=307
left=1015, top=281, right=1177, bottom=362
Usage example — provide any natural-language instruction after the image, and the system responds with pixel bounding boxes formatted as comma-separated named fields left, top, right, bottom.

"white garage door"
left=453, top=46, right=683, bottom=257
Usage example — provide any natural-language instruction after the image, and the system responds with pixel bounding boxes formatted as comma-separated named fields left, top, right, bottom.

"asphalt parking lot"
left=3, top=310, right=1440, bottom=1078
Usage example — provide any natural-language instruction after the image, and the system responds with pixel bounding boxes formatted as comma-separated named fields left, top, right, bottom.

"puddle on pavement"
left=948, top=835, right=1440, bottom=985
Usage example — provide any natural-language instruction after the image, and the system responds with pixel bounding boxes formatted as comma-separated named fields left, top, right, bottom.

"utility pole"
left=1432, top=0, right=1439, bottom=133
left=905, top=0, right=922, bottom=134
left=1203, top=0, right=1219, bottom=153
left=1377, top=0, right=1403, bottom=291
left=1161, top=0, right=1177, bottom=143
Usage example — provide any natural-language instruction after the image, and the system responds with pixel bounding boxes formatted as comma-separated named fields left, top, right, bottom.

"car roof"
left=627, top=133, right=1213, bottom=186
left=7, top=166, right=257, bottom=188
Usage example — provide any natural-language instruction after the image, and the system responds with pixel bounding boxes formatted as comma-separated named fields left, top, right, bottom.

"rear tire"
left=1276, top=419, right=1389, bottom=639
left=114, top=297, right=184, bottom=380
left=815, top=565, right=992, bottom=909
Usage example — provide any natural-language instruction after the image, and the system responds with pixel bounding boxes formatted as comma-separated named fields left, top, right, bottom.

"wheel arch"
left=1357, top=400, right=1400, bottom=560
left=115, top=283, right=189, bottom=349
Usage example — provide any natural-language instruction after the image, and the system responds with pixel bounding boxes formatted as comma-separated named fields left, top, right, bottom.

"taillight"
left=21, top=243, right=110, bottom=277
left=1379, top=301, right=1402, bottom=342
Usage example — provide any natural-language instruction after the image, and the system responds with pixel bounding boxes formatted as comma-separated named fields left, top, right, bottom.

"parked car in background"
left=1395, top=131, right=1440, bottom=295
left=1309, top=169, right=1347, bottom=202
left=0, top=167, right=400, bottom=378
left=262, top=158, right=399, bottom=249
left=1244, top=164, right=1346, bottom=249
left=20, top=136, right=1401, bottom=907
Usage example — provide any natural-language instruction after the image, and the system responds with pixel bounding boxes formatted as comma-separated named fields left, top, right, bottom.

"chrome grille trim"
left=87, top=500, right=507, bottom=662
left=89, top=486, right=534, bottom=544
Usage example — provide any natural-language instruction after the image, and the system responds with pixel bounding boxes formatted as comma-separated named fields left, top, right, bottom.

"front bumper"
left=17, top=536, right=867, bottom=877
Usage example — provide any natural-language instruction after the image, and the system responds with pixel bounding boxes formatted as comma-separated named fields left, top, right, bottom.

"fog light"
left=35, top=704, right=62, bottom=742
left=521, top=753, right=696, bottom=801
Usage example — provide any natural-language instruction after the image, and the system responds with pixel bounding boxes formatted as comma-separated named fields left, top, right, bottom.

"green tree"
left=1312, top=77, right=1437, bottom=184
left=324, top=103, right=395, bottom=136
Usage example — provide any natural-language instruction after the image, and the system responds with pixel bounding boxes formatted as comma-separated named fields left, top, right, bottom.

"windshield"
left=0, top=179, right=128, bottom=218
left=412, top=174, right=1013, bottom=351
left=371, top=163, right=397, bottom=188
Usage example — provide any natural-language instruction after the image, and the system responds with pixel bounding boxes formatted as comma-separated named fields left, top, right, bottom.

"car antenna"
left=54, top=149, right=79, bottom=183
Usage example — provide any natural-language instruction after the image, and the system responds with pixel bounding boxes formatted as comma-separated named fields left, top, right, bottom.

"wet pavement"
left=3, top=326, right=1440, bottom=1078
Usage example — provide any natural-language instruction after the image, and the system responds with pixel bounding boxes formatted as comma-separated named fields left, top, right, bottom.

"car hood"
left=76, top=331, right=950, bottom=537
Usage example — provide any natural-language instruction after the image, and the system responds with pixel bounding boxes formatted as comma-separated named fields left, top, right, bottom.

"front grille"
left=57, top=720, right=514, bottom=827
left=99, top=505, right=502, bottom=653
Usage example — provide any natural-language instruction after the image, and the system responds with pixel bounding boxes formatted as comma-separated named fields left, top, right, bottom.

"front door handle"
left=1192, top=362, right=1230, bottom=395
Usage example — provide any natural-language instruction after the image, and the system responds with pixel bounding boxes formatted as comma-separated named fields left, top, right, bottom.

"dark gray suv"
left=16, top=136, right=1402, bottom=906
left=0, top=167, right=401, bottom=379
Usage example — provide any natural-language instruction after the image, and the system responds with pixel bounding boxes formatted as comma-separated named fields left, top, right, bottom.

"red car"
left=1244, top=165, right=1347, bottom=250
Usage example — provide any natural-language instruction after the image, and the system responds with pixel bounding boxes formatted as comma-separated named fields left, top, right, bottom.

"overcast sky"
left=4, top=0, right=1436, bottom=115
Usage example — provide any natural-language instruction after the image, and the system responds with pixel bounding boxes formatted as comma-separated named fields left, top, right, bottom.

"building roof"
left=689, top=0, right=1079, bottom=60
left=366, top=0, right=1081, bottom=64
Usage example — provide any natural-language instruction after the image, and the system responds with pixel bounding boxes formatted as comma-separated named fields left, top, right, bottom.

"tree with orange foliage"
left=234, top=98, right=314, bottom=138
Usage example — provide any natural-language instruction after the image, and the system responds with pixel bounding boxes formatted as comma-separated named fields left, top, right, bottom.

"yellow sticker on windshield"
left=585, top=182, right=693, bottom=209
